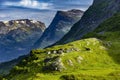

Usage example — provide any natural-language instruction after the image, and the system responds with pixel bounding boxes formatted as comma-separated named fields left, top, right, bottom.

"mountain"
left=33, top=9, right=84, bottom=49
left=0, top=19, right=46, bottom=62
left=1, top=0, right=120, bottom=79
left=4, top=13, right=120, bottom=80
left=55, top=0, right=120, bottom=45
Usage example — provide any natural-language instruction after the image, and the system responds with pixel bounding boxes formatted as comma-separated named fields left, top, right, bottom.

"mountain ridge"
left=5, top=11, right=120, bottom=80
left=33, top=9, right=84, bottom=49
left=0, top=19, right=46, bottom=62
left=54, top=0, right=120, bottom=45
left=1, top=0, right=120, bottom=80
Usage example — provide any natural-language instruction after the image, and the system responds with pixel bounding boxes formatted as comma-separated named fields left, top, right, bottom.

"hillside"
left=0, top=19, right=46, bottom=62
left=83, top=13, right=120, bottom=64
left=0, top=55, right=27, bottom=76
left=55, top=0, right=120, bottom=45
left=4, top=13, right=120, bottom=80
left=33, top=9, right=84, bottom=49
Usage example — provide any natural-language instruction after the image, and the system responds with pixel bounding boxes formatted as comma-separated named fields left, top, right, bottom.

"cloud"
left=3, top=0, right=53, bottom=10
left=0, top=0, right=93, bottom=27
left=1, top=0, right=93, bottom=11
left=0, top=14, right=7, bottom=18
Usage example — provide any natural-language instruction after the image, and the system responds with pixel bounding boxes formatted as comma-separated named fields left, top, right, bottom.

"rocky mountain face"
left=1, top=0, right=120, bottom=80
left=0, top=19, right=46, bottom=62
left=55, top=0, right=120, bottom=44
left=3, top=10, right=120, bottom=80
left=4, top=12, right=120, bottom=79
left=33, top=9, right=84, bottom=49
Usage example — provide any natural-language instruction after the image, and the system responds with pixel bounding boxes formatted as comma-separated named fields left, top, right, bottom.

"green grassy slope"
left=4, top=13, right=120, bottom=80
left=0, top=55, right=26, bottom=76
left=83, top=13, right=120, bottom=65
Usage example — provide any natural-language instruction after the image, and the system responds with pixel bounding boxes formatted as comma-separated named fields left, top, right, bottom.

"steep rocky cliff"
left=4, top=10, right=120, bottom=80
left=55, top=0, right=120, bottom=44
left=0, top=19, right=46, bottom=62
left=1, top=1, right=120, bottom=80
left=33, top=9, right=84, bottom=48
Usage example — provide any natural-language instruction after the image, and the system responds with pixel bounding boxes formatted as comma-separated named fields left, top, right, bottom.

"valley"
left=0, top=0, right=120, bottom=80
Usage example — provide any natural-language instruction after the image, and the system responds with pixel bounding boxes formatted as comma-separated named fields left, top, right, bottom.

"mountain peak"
left=57, top=9, right=84, bottom=18
left=2, top=19, right=44, bottom=27
left=68, top=9, right=84, bottom=13
left=0, top=19, right=46, bottom=62
left=33, top=9, right=84, bottom=49
left=55, top=0, right=120, bottom=45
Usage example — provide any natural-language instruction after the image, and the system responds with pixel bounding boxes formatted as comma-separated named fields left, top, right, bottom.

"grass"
left=3, top=13, right=120, bottom=80
left=4, top=37, right=120, bottom=80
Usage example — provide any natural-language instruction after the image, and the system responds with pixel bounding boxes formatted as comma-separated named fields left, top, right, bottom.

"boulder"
left=53, top=50, right=57, bottom=54
left=67, top=59, right=73, bottom=66
left=46, top=51, right=51, bottom=54
left=52, top=58, right=66, bottom=71
left=77, top=56, right=83, bottom=63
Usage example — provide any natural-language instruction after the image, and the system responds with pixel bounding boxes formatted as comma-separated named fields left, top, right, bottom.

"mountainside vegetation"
left=3, top=13, right=120, bottom=80
left=55, top=0, right=120, bottom=45
left=0, top=0, right=120, bottom=80
left=0, top=55, right=27, bottom=76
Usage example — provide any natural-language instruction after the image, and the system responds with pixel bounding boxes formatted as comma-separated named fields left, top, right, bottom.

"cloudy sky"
left=0, top=0, right=93, bottom=27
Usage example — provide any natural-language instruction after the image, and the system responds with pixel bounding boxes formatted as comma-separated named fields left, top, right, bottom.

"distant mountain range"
left=4, top=12, right=120, bottom=79
left=0, top=19, right=46, bottom=62
left=0, top=0, right=120, bottom=80
left=33, top=9, right=84, bottom=49
left=0, top=9, right=84, bottom=75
